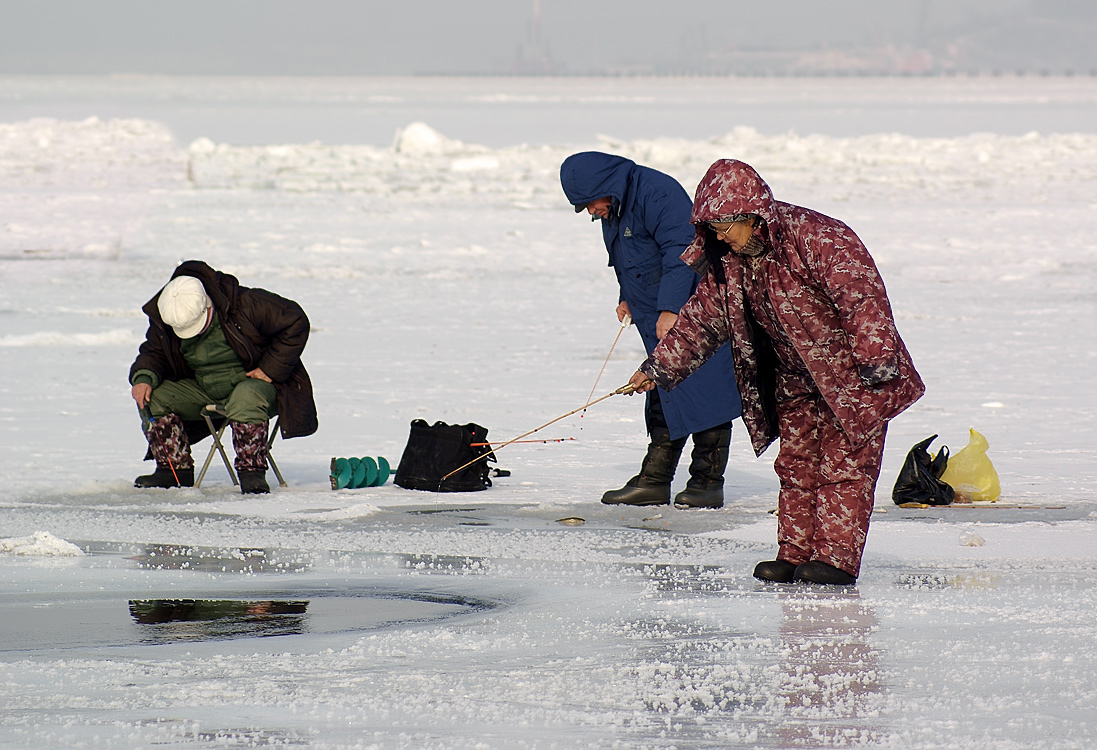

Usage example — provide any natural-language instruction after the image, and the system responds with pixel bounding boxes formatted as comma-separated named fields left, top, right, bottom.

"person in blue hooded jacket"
left=561, top=152, right=742, bottom=508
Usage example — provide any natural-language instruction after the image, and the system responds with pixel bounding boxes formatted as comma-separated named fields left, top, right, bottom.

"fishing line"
left=582, top=314, right=631, bottom=425
left=441, top=382, right=642, bottom=481
left=469, top=438, right=575, bottom=447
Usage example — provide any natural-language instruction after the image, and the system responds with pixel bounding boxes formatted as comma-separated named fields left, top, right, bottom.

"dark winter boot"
left=794, top=561, right=857, bottom=586
left=601, top=428, right=687, bottom=506
left=134, top=466, right=195, bottom=489
left=673, top=425, right=731, bottom=509
left=753, top=560, right=797, bottom=583
left=239, top=471, right=270, bottom=495
left=232, top=421, right=270, bottom=495
left=135, top=413, right=195, bottom=488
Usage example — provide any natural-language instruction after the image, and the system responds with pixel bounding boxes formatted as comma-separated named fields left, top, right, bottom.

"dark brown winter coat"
left=640, top=160, right=924, bottom=455
left=130, top=260, right=318, bottom=439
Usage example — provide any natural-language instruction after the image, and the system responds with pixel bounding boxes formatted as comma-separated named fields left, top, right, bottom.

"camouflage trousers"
left=231, top=421, right=269, bottom=474
left=145, top=413, right=195, bottom=471
left=773, top=391, right=887, bottom=578
left=145, top=414, right=269, bottom=474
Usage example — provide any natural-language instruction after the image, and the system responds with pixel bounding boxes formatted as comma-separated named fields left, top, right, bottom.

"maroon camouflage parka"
left=640, top=160, right=924, bottom=456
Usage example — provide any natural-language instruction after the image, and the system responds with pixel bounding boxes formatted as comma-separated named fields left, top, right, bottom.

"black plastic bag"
left=394, top=419, right=495, bottom=492
left=892, top=434, right=955, bottom=506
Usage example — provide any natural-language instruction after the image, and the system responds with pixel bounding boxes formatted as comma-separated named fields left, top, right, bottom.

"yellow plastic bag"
left=939, top=428, right=1001, bottom=502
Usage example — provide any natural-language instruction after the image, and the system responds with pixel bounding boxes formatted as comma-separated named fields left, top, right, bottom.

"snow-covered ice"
left=1, top=76, right=1096, bottom=748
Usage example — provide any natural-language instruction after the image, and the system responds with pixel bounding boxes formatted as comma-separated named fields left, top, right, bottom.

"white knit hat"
left=157, top=276, right=211, bottom=339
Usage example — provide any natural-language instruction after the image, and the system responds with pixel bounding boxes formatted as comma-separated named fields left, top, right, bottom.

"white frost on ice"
left=305, top=502, right=384, bottom=519
left=0, top=327, right=141, bottom=347
left=960, top=529, right=986, bottom=546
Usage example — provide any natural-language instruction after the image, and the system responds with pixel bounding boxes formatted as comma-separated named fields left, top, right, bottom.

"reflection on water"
left=778, top=590, right=886, bottom=745
left=129, top=599, right=310, bottom=643
left=128, top=544, right=311, bottom=573
left=896, top=571, right=1000, bottom=590
left=130, top=598, right=308, bottom=623
left=396, top=552, right=490, bottom=574
left=634, top=562, right=731, bottom=596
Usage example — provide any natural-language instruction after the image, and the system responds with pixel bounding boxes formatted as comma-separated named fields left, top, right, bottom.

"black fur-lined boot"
left=673, top=424, right=731, bottom=509
left=601, top=428, right=686, bottom=506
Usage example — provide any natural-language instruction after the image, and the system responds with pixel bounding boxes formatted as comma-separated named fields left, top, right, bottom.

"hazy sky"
left=1, top=1, right=1094, bottom=75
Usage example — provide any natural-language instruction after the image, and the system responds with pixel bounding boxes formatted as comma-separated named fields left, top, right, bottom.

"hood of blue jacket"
left=560, top=152, right=636, bottom=209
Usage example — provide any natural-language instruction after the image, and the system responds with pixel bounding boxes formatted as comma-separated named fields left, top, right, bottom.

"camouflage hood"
left=681, top=159, right=781, bottom=272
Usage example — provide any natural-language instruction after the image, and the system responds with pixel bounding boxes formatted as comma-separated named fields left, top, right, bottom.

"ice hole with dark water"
left=0, top=541, right=501, bottom=652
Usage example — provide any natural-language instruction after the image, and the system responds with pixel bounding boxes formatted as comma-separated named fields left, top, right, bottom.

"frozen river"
left=1, top=75, right=1096, bottom=748
left=4, top=74, right=1097, bottom=147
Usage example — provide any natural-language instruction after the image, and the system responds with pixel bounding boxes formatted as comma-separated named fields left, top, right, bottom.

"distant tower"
left=513, top=0, right=559, bottom=74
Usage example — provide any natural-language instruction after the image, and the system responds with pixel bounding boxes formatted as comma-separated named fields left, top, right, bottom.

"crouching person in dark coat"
left=129, top=260, right=318, bottom=494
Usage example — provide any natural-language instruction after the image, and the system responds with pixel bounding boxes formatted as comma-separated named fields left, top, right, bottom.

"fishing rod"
left=468, top=438, right=575, bottom=447
left=582, top=314, right=631, bottom=420
left=441, top=381, right=642, bottom=481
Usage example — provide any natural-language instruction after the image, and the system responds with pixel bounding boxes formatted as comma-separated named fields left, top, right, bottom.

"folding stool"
left=194, top=404, right=287, bottom=488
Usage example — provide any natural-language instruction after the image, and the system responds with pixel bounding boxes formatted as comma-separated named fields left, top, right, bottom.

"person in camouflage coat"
left=628, top=159, right=924, bottom=585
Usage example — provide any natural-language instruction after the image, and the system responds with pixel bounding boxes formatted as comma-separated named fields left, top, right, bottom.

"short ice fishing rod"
left=442, top=381, right=642, bottom=481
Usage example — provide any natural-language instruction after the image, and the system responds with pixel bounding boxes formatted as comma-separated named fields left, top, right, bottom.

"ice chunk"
left=0, top=531, right=84, bottom=556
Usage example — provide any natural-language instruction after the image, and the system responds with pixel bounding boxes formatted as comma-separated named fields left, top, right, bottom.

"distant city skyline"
left=2, top=1, right=1096, bottom=76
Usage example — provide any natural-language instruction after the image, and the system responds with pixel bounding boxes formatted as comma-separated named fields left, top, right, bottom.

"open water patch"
left=0, top=587, right=499, bottom=653
left=128, top=598, right=311, bottom=642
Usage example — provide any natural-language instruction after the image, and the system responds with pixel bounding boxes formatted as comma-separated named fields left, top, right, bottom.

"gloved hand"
left=858, top=361, right=899, bottom=386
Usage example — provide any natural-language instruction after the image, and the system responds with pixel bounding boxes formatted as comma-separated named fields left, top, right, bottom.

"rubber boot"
left=134, top=466, right=195, bottom=489
left=232, top=421, right=270, bottom=495
left=135, top=413, right=195, bottom=488
left=753, top=560, right=797, bottom=583
left=673, top=424, right=731, bottom=509
left=601, top=428, right=686, bottom=506
left=794, top=561, right=857, bottom=586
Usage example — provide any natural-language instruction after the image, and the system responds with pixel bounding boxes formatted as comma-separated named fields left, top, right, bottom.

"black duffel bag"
left=394, top=419, right=495, bottom=492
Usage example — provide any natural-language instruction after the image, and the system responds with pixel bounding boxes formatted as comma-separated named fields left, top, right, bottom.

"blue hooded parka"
left=560, top=152, right=741, bottom=439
